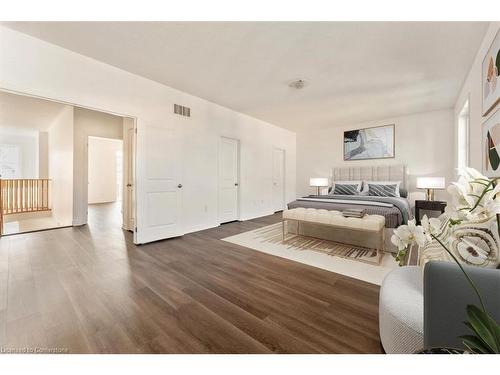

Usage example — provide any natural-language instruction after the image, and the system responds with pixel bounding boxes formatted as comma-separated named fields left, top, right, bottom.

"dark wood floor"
left=0, top=203, right=383, bottom=353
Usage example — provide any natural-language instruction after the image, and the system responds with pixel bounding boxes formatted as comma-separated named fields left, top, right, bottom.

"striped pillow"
left=333, top=184, right=359, bottom=195
left=368, top=183, right=398, bottom=197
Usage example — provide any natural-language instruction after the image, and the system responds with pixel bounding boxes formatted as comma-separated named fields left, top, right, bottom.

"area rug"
left=222, top=222, right=399, bottom=285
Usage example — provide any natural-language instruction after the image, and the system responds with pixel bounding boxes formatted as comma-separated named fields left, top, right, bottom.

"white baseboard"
left=182, top=211, right=277, bottom=235
left=183, top=222, right=220, bottom=235
left=239, top=210, right=276, bottom=222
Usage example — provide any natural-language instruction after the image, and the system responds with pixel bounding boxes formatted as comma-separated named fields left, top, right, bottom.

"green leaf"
left=395, top=249, right=406, bottom=266
left=463, top=321, right=494, bottom=352
left=470, top=180, right=490, bottom=187
left=466, top=305, right=500, bottom=353
left=486, top=312, right=500, bottom=351
left=460, top=335, right=492, bottom=354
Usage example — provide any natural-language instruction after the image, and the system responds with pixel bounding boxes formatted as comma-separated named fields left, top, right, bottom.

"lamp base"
left=425, top=188, right=435, bottom=201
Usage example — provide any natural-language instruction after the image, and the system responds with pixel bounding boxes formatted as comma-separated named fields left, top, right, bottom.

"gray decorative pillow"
left=368, top=183, right=398, bottom=197
left=333, top=184, right=359, bottom=195
left=399, top=187, right=408, bottom=198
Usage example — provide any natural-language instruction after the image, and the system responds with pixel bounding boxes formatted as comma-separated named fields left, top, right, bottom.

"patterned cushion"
left=419, top=215, right=500, bottom=269
left=333, top=184, right=359, bottom=195
left=368, top=183, right=398, bottom=197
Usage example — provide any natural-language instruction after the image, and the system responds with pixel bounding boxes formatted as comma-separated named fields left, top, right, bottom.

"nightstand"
left=414, top=200, right=446, bottom=225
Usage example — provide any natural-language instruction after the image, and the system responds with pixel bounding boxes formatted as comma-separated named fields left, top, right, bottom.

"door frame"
left=83, top=127, right=134, bottom=232
left=0, top=88, right=138, bottom=242
left=272, top=147, right=286, bottom=212
left=122, top=118, right=136, bottom=232
left=217, top=136, right=241, bottom=224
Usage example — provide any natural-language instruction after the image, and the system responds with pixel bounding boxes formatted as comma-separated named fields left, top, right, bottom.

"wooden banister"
left=0, top=179, right=51, bottom=234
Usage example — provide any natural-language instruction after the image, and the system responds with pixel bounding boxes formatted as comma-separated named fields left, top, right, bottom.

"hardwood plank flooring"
left=0, top=203, right=383, bottom=353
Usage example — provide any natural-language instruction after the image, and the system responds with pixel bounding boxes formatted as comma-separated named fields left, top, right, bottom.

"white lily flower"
left=421, top=215, right=441, bottom=241
left=468, top=198, right=500, bottom=221
left=447, top=182, right=472, bottom=220
left=462, top=167, right=486, bottom=180
left=391, top=219, right=428, bottom=251
left=445, top=167, right=500, bottom=221
left=394, top=167, right=500, bottom=268
left=391, top=237, right=406, bottom=251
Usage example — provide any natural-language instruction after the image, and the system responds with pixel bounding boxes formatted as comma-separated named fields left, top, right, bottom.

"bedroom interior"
left=0, top=4, right=499, bottom=370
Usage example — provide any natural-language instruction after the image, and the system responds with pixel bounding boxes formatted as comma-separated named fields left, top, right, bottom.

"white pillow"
left=331, top=180, right=363, bottom=193
left=362, top=180, right=402, bottom=197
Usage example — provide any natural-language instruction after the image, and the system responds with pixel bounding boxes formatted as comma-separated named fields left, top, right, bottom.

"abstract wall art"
left=482, top=28, right=500, bottom=116
left=483, top=108, right=500, bottom=177
left=343, top=124, right=395, bottom=161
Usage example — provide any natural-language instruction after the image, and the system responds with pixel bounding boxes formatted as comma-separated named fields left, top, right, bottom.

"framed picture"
left=482, top=28, right=500, bottom=116
left=344, top=124, right=395, bottom=161
left=483, top=108, right=500, bottom=177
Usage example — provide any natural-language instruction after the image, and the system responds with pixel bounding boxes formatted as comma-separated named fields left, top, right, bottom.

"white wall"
left=0, top=26, right=296, bottom=241
left=88, top=136, right=122, bottom=204
left=73, top=107, right=123, bottom=224
left=48, top=105, right=74, bottom=226
left=38, top=131, right=49, bottom=178
left=0, top=130, right=39, bottom=178
left=296, top=109, right=454, bottom=204
left=454, top=22, right=500, bottom=174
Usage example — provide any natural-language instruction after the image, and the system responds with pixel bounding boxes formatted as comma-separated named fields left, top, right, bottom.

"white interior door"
left=122, top=118, right=135, bottom=231
left=272, top=147, right=285, bottom=212
left=135, top=123, right=183, bottom=244
left=218, top=137, right=239, bottom=224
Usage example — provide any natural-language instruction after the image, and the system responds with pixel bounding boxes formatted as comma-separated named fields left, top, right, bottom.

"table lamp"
left=416, top=177, right=445, bottom=201
left=309, top=177, right=329, bottom=195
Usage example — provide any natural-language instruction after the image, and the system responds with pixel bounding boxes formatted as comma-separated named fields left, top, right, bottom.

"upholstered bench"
left=282, top=208, right=385, bottom=260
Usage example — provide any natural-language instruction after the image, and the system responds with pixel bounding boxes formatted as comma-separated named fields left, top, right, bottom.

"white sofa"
left=379, top=266, right=424, bottom=353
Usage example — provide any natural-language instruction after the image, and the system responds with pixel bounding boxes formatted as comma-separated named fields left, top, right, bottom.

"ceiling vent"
left=174, top=104, right=191, bottom=117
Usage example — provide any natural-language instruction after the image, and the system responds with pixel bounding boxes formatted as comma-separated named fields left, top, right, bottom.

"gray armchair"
left=423, top=261, right=500, bottom=350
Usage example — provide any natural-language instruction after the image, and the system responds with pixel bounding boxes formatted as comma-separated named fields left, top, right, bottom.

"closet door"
left=218, top=137, right=239, bottom=223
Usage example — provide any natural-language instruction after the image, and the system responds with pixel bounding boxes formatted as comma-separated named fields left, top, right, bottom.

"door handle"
left=178, top=184, right=183, bottom=188
left=234, top=183, right=239, bottom=186
left=126, top=184, right=132, bottom=187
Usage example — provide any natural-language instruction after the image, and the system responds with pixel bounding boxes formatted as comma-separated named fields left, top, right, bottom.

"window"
left=457, top=99, right=470, bottom=169
left=0, top=144, right=21, bottom=178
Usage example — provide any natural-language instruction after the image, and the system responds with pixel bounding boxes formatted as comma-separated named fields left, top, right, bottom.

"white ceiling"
left=2, top=22, right=489, bottom=131
left=0, top=91, right=67, bottom=132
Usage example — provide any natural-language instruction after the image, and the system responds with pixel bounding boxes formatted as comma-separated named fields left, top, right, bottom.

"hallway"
left=87, top=202, right=125, bottom=233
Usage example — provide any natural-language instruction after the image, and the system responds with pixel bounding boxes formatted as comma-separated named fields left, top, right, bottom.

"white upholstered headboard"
left=332, top=164, right=409, bottom=190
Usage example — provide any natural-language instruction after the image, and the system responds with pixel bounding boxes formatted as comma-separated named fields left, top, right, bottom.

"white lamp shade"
left=416, top=177, right=445, bottom=189
left=309, top=177, right=329, bottom=187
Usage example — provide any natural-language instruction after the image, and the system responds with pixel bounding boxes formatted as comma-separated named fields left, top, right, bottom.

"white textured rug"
left=222, top=223, right=399, bottom=286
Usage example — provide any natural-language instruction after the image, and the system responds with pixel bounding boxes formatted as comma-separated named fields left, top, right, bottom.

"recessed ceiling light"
left=288, top=79, right=308, bottom=89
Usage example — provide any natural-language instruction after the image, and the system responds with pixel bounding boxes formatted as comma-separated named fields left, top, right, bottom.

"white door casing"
left=218, top=137, right=239, bottom=224
left=135, top=122, right=183, bottom=244
left=122, top=118, right=135, bottom=231
left=272, top=147, right=285, bottom=212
